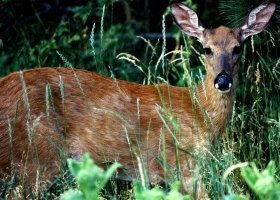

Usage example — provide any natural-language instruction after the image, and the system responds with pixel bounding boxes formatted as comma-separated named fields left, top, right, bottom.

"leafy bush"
left=224, top=161, right=280, bottom=200
left=60, top=153, right=121, bottom=200
left=61, top=156, right=280, bottom=200
left=241, top=161, right=280, bottom=200
left=134, top=181, right=191, bottom=200
left=60, top=154, right=191, bottom=200
left=0, top=0, right=279, bottom=199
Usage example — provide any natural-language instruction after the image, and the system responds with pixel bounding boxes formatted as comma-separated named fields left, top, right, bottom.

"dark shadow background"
left=0, top=1, right=279, bottom=198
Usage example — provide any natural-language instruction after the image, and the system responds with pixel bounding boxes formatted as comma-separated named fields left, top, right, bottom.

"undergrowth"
left=0, top=0, right=279, bottom=199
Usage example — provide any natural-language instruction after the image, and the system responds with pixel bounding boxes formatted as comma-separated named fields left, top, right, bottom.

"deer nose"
left=214, top=71, right=233, bottom=93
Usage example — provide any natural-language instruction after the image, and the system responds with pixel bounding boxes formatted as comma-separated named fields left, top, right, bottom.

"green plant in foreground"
left=60, top=154, right=280, bottom=200
left=134, top=181, right=191, bottom=200
left=241, top=161, right=280, bottom=200
left=224, top=161, right=280, bottom=200
left=60, top=153, right=121, bottom=200
left=60, top=153, right=191, bottom=200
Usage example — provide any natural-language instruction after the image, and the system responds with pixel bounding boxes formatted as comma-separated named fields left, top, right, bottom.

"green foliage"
left=60, top=153, right=121, bottom=200
left=0, top=0, right=279, bottom=199
left=60, top=190, right=84, bottom=200
left=219, top=0, right=280, bottom=27
left=58, top=160, right=280, bottom=200
left=224, top=161, right=280, bottom=200
left=134, top=181, right=191, bottom=200
left=241, top=161, right=280, bottom=200
left=60, top=154, right=190, bottom=200
left=223, top=194, right=247, bottom=200
left=219, top=0, right=251, bottom=26
left=0, top=0, right=141, bottom=78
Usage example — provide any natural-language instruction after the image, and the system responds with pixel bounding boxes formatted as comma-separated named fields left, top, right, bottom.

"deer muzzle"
left=214, top=70, right=233, bottom=93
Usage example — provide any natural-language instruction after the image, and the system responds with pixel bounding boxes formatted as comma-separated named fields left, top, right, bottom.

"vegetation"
left=60, top=154, right=191, bottom=200
left=60, top=153, right=122, bottom=200
left=60, top=155, right=280, bottom=200
left=0, top=0, right=279, bottom=199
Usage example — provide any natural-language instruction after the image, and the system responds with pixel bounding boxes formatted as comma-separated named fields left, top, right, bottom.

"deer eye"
left=233, top=46, right=242, bottom=55
left=203, top=47, right=213, bottom=55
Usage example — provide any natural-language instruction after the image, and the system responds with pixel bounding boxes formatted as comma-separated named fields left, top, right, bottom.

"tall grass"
left=0, top=0, right=279, bottom=199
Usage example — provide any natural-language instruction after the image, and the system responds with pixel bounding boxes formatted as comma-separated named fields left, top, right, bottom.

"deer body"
left=0, top=68, right=211, bottom=173
left=0, top=66, right=230, bottom=191
left=0, top=1, right=275, bottom=198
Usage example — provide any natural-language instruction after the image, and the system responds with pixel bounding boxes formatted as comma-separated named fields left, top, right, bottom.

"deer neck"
left=198, top=70, right=238, bottom=134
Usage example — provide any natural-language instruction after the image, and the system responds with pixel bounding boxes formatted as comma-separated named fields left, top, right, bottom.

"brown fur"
left=0, top=27, right=236, bottom=194
left=1, top=0, right=275, bottom=197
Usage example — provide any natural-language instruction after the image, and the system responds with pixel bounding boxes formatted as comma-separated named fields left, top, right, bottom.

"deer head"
left=171, top=1, right=275, bottom=93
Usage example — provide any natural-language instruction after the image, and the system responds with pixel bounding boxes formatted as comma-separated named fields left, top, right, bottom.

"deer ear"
left=171, top=1, right=205, bottom=41
left=238, top=1, right=276, bottom=41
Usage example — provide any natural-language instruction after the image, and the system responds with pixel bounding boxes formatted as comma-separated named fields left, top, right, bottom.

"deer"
left=0, top=1, right=275, bottom=199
